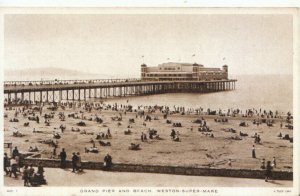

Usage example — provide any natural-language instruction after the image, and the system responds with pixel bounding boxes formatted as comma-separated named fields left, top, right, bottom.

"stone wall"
left=23, top=157, right=292, bottom=180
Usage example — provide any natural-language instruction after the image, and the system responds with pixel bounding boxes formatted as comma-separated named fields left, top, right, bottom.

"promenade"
left=4, top=168, right=292, bottom=187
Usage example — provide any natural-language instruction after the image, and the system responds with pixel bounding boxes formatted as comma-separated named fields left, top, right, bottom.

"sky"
left=4, top=14, right=293, bottom=77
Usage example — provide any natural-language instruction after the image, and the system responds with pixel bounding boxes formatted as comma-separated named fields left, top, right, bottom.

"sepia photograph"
left=1, top=5, right=299, bottom=196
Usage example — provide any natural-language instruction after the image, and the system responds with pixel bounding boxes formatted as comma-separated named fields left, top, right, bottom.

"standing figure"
left=23, top=165, right=30, bottom=186
left=141, top=133, right=144, bottom=142
left=261, top=158, right=266, bottom=169
left=252, top=145, right=256, bottom=158
left=12, top=147, right=19, bottom=159
left=4, top=153, right=10, bottom=175
left=76, top=152, right=82, bottom=172
left=59, top=148, right=67, bottom=168
left=37, top=162, right=46, bottom=184
left=28, top=164, right=35, bottom=178
left=9, top=158, right=18, bottom=178
left=228, top=159, right=232, bottom=167
left=170, top=129, right=176, bottom=139
left=71, top=152, right=78, bottom=173
left=272, top=157, right=276, bottom=168
left=104, top=153, right=113, bottom=169
left=265, top=161, right=273, bottom=182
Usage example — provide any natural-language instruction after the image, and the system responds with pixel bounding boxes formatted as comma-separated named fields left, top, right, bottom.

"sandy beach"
left=3, top=103, right=293, bottom=171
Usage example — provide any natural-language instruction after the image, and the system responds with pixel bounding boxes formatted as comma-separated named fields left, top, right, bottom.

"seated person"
left=173, top=135, right=180, bottom=141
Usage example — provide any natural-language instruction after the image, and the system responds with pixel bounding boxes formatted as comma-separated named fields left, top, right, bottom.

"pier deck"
left=4, top=79, right=237, bottom=103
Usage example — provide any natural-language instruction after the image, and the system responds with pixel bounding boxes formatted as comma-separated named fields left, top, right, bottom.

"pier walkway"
left=4, top=78, right=237, bottom=103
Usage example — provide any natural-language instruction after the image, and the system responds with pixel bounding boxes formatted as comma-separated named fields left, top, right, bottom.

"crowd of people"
left=4, top=147, right=46, bottom=187
left=4, top=146, right=114, bottom=186
left=4, top=101, right=293, bottom=185
left=4, top=99, right=293, bottom=120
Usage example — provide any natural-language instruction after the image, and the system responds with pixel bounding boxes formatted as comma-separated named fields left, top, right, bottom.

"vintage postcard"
left=0, top=5, right=299, bottom=196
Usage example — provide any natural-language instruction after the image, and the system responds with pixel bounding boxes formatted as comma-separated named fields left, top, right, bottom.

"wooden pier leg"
left=21, top=92, right=24, bottom=102
left=14, top=92, right=17, bottom=103
left=33, top=92, right=36, bottom=104
left=8, top=93, right=11, bottom=104
left=78, top=89, right=81, bottom=101
left=84, top=89, right=86, bottom=101
left=40, top=91, right=42, bottom=103
left=59, top=90, right=62, bottom=103
left=29, top=92, right=31, bottom=104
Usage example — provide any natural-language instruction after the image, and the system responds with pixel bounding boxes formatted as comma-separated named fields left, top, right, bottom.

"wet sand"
left=3, top=104, right=293, bottom=171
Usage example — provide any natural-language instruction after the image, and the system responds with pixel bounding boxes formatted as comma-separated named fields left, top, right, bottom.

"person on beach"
left=71, top=152, right=78, bottom=173
left=272, top=157, right=276, bottom=168
left=59, top=148, right=67, bottom=168
left=23, top=165, right=30, bottom=186
left=170, top=129, right=176, bottom=139
left=228, top=159, right=232, bottom=167
left=53, top=146, right=57, bottom=157
left=143, top=133, right=147, bottom=141
left=12, top=147, right=19, bottom=159
left=107, top=128, right=111, bottom=137
left=15, top=154, right=20, bottom=172
left=76, top=152, right=82, bottom=172
left=265, top=161, right=273, bottom=182
left=261, top=158, right=266, bottom=169
left=104, top=153, right=113, bottom=169
left=9, top=159, right=18, bottom=178
left=141, top=132, right=144, bottom=142
left=37, top=162, right=46, bottom=184
left=4, top=153, right=10, bottom=175
left=252, top=145, right=256, bottom=158
left=28, top=164, right=35, bottom=177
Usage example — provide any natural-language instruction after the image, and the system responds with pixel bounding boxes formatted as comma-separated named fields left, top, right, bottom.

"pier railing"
left=4, top=78, right=237, bottom=87
left=4, top=78, right=141, bottom=86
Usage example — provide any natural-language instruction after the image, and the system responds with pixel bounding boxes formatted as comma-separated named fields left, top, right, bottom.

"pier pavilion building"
left=141, top=62, right=228, bottom=81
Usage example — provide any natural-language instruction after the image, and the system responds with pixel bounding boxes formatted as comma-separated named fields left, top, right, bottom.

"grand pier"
left=4, top=62, right=238, bottom=104
left=4, top=78, right=237, bottom=104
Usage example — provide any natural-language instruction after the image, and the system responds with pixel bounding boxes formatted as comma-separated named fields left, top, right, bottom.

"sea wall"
left=23, top=157, right=292, bottom=180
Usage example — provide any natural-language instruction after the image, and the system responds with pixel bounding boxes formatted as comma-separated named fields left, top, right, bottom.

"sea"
left=103, top=75, right=293, bottom=113
left=4, top=74, right=293, bottom=113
